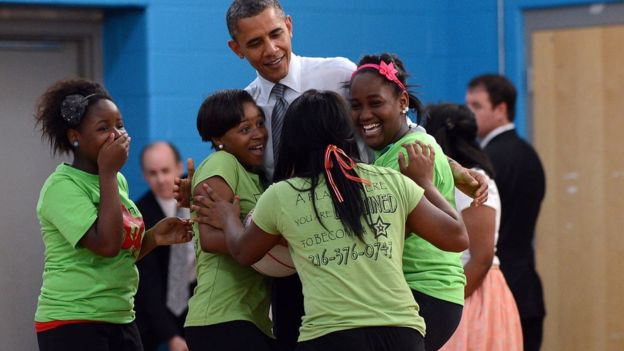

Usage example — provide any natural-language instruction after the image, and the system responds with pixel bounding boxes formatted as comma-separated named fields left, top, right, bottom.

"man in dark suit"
left=135, top=142, right=195, bottom=351
left=466, top=74, right=546, bottom=351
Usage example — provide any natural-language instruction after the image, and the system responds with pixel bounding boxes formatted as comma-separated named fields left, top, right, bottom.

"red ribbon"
left=324, top=145, right=372, bottom=203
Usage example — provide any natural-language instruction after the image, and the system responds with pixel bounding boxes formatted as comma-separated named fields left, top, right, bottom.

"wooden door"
left=532, top=24, right=624, bottom=351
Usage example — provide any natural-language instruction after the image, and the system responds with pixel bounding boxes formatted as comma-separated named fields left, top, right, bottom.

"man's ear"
left=285, top=15, right=293, bottom=38
left=228, top=40, right=244, bottom=59
left=495, top=102, right=510, bottom=123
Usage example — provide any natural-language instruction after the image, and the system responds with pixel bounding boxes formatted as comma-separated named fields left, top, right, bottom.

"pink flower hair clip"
left=352, top=61, right=407, bottom=92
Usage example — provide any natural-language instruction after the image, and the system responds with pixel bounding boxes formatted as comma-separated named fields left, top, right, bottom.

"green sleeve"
left=192, top=152, right=239, bottom=194
left=403, top=133, right=455, bottom=205
left=117, top=172, right=129, bottom=195
left=399, top=174, right=425, bottom=214
left=252, top=184, right=280, bottom=236
left=40, top=179, right=98, bottom=248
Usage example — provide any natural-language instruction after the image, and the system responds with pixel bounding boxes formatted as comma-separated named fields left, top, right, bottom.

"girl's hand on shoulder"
left=398, top=141, right=435, bottom=187
left=191, top=183, right=241, bottom=229
left=451, top=163, right=489, bottom=207
left=152, top=217, right=194, bottom=246
left=98, top=132, right=131, bottom=175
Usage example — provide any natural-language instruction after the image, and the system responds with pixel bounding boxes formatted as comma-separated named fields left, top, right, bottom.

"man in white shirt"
left=226, top=0, right=356, bottom=180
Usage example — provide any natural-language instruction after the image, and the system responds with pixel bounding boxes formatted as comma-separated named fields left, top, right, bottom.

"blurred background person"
left=466, top=74, right=546, bottom=351
left=135, top=142, right=195, bottom=351
left=425, top=103, right=522, bottom=351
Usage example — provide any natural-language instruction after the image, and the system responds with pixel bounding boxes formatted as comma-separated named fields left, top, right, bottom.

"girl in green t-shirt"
left=192, top=90, right=468, bottom=351
left=348, top=53, right=470, bottom=350
left=33, top=79, right=193, bottom=351
left=183, top=90, right=274, bottom=351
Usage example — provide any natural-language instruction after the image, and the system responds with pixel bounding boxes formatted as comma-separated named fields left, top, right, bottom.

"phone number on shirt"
left=308, top=241, right=393, bottom=267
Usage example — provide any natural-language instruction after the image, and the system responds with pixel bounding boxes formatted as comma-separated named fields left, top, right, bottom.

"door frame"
left=0, top=5, right=103, bottom=80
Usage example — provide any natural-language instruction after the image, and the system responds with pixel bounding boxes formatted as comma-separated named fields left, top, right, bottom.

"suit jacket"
left=135, top=191, right=192, bottom=351
left=484, top=129, right=546, bottom=320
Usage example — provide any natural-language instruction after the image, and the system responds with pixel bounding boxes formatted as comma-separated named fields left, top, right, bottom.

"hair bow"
left=61, top=93, right=98, bottom=126
left=379, top=61, right=398, bottom=79
left=324, top=144, right=371, bottom=203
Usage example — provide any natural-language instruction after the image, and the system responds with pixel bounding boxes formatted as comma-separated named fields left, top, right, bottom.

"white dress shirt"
left=245, top=53, right=357, bottom=179
left=479, top=123, right=516, bottom=148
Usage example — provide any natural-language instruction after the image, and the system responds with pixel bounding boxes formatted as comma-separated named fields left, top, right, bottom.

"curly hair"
left=34, top=78, right=112, bottom=155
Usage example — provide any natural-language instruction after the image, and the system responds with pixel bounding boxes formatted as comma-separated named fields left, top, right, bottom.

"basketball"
left=244, top=209, right=296, bottom=278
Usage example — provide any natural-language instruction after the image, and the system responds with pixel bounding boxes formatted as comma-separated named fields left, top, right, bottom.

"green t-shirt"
left=374, top=131, right=466, bottom=305
left=185, top=151, right=272, bottom=336
left=253, top=163, right=426, bottom=341
left=35, top=164, right=145, bottom=323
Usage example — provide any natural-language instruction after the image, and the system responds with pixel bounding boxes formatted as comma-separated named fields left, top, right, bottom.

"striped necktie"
left=271, top=83, right=288, bottom=161
left=166, top=207, right=195, bottom=316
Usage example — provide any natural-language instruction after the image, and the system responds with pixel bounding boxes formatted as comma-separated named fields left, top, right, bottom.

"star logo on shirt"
left=372, top=216, right=391, bottom=239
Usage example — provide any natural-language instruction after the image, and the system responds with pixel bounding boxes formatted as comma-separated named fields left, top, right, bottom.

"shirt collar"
left=256, top=53, right=302, bottom=104
left=155, top=195, right=177, bottom=218
left=480, top=123, right=515, bottom=148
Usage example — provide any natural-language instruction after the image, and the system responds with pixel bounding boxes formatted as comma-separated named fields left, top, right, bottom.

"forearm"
left=448, top=157, right=462, bottom=179
left=421, top=181, right=461, bottom=222
left=407, top=198, right=468, bottom=253
left=94, top=173, right=123, bottom=256
left=463, top=258, right=491, bottom=298
left=199, top=224, right=230, bottom=254
left=222, top=214, right=253, bottom=265
left=136, top=230, right=158, bottom=260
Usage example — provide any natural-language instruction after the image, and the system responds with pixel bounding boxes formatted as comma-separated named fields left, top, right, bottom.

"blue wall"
left=128, top=0, right=503, bottom=198
left=5, top=0, right=616, bottom=197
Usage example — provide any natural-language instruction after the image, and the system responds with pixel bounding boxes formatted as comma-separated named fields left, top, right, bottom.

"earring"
left=72, top=140, right=79, bottom=148
left=218, top=144, right=224, bottom=150
left=401, top=106, right=409, bottom=115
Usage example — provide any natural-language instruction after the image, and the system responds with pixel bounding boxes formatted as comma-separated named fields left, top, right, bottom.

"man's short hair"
left=226, top=0, right=286, bottom=39
left=468, top=74, right=517, bottom=122
left=140, top=142, right=181, bottom=170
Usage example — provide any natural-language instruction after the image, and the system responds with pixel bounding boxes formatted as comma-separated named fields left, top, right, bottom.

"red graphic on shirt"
left=120, top=204, right=145, bottom=256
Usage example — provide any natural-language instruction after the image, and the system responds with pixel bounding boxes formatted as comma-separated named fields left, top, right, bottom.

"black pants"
left=411, top=290, right=463, bottom=351
left=296, top=326, right=424, bottom=351
left=37, top=322, right=143, bottom=351
left=271, top=274, right=305, bottom=351
left=521, top=316, right=544, bottom=351
left=185, top=320, right=274, bottom=351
